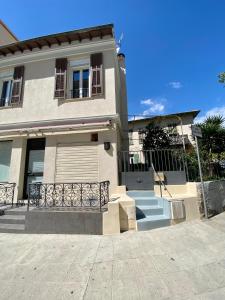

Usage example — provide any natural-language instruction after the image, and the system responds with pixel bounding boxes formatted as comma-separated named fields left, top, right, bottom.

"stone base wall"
left=197, top=180, right=225, bottom=216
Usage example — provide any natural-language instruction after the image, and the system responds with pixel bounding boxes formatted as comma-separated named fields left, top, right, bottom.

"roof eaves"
left=128, top=110, right=201, bottom=123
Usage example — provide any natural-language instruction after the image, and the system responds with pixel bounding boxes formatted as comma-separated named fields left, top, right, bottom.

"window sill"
left=58, top=94, right=105, bottom=104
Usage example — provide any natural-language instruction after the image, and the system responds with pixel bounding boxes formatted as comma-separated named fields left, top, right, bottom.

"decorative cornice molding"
left=0, top=39, right=115, bottom=68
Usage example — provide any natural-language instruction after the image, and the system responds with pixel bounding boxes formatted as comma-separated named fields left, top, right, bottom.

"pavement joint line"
left=81, top=237, right=101, bottom=299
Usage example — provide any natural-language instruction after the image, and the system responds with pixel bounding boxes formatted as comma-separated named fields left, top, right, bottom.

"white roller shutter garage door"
left=55, top=143, right=99, bottom=182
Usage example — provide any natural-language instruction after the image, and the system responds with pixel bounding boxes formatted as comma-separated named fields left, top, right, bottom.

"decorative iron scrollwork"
left=0, top=183, right=16, bottom=206
left=28, top=181, right=110, bottom=211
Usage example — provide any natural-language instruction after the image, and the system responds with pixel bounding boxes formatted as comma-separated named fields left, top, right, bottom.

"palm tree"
left=198, top=115, right=225, bottom=176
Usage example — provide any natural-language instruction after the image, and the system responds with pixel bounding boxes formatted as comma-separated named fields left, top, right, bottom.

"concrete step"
left=127, top=190, right=155, bottom=198
left=0, top=215, right=25, bottom=224
left=136, top=205, right=164, bottom=217
left=135, top=199, right=159, bottom=206
left=4, top=206, right=27, bottom=216
left=132, top=196, right=161, bottom=201
left=0, top=223, right=25, bottom=233
left=137, top=215, right=170, bottom=231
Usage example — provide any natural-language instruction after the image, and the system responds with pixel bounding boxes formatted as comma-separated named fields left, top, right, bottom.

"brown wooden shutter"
left=91, top=53, right=103, bottom=96
left=54, top=58, right=67, bottom=98
left=11, top=66, right=25, bottom=105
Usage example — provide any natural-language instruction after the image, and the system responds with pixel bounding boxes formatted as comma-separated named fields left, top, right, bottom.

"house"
left=0, top=21, right=203, bottom=234
left=0, top=22, right=128, bottom=205
left=0, top=20, right=18, bottom=46
left=128, top=110, right=200, bottom=155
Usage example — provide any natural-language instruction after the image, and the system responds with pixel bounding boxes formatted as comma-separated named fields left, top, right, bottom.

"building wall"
left=0, top=22, right=17, bottom=46
left=0, top=47, right=117, bottom=125
left=128, top=114, right=196, bottom=152
left=43, top=129, right=118, bottom=194
left=5, top=127, right=118, bottom=201
left=0, top=35, right=127, bottom=201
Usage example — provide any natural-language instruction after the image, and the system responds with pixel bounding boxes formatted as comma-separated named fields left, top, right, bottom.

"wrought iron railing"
left=68, top=88, right=89, bottom=99
left=119, top=149, right=186, bottom=173
left=28, top=181, right=110, bottom=211
left=0, top=183, right=16, bottom=206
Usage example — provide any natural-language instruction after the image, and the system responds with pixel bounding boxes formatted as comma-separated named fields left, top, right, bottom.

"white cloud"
left=195, top=105, right=225, bottom=124
left=140, top=98, right=166, bottom=116
left=168, top=81, right=183, bottom=89
left=128, top=115, right=145, bottom=121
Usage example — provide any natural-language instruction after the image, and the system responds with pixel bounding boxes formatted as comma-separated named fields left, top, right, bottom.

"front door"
left=23, top=139, right=45, bottom=199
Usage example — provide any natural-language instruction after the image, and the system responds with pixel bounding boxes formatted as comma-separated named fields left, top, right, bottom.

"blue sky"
left=2, top=0, right=225, bottom=121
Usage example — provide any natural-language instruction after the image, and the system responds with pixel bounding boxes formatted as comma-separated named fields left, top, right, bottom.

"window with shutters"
left=0, top=70, right=13, bottom=107
left=138, top=130, right=146, bottom=145
left=128, top=129, right=134, bottom=145
left=68, top=58, right=91, bottom=99
left=91, top=53, right=103, bottom=96
left=54, top=58, right=67, bottom=99
left=65, top=54, right=103, bottom=100
left=0, top=66, right=24, bottom=108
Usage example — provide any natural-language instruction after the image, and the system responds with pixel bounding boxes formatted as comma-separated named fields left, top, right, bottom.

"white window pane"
left=0, top=141, right=12, bottom=182
left=28, top=150, right=45, bottom=173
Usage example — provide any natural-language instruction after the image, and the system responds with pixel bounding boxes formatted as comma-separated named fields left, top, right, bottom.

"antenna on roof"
left=116, top=33, right=124, bottom=53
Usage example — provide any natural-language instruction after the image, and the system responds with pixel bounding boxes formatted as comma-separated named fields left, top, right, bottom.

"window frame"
left=0, top=75, right=13, bottom=108
left=128, top=129, right=134, bottom=145
left=68, top=59, right=91, bottom=100
left=138, top=130, right=145, bottom=145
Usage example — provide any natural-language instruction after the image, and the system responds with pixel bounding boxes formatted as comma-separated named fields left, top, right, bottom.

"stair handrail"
left=151, top=162, right=172, bottom=198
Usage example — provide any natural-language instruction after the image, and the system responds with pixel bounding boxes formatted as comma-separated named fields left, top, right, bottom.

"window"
left=72, top=69, right=90, bottom=99
left=0, top=66, right=25, bottom=107
left=0, top=80, right=13, bottom=107
left=67, top=58, right=91, bottom=99
left=128, top=129, right=134, bottom=145
left=167, top=123, right=178, bottom=134
left=138, top=130, right=145, bottom=144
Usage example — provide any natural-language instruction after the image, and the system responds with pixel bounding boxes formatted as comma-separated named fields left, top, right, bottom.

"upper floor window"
left=128, top=129, right=134, bottom=145
left=0, top=66, right=25, bottom=108
left=54, top=53, right=103, bottom=100
left=69, top=59, right=90, bottom=99
left=0, top=80, right=13, bottom=107
left=167, top=122, right=178, bottom=134
left=138, top=130, right=145, bottom=144
left=72, top=69, right=89, bottom=98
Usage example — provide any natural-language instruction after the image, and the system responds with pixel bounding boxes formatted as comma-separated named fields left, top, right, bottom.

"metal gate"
left=118, top=149, right=187, bottom=190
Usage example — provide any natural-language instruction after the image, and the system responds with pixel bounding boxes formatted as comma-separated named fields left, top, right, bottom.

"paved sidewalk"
left=0, top=213, right=225, bottom=299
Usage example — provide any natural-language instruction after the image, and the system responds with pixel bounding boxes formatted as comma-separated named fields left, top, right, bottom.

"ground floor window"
left=0, top=141, right=12, bottom=182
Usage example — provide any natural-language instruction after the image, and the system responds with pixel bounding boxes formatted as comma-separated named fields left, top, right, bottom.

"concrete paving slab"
left=0, top=213, right=225, bottom=299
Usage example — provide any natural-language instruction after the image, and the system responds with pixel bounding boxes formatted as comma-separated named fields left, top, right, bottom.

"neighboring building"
left=0, top=20, right=18, bottom=46
left=128, top=110, right=200, bottom=153
left=0, top=23, right=128, bottom=201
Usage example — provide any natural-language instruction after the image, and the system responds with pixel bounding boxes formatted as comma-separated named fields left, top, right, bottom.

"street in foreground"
left=0, top=214, right=225, bottom=299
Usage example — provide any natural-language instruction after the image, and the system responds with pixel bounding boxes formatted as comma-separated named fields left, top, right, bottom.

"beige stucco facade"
left=0, top=25, right=128, bottom=202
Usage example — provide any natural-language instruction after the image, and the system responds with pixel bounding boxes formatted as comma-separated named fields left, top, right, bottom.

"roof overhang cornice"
left=0, top=24, right=113, bottom=58
left=0, top=38, right=115, bottom=68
